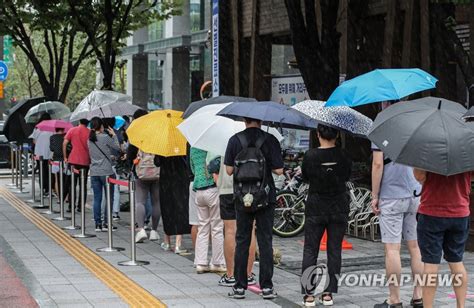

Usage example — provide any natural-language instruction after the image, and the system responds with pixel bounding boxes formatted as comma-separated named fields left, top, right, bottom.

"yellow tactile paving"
left=0, top=187, right=166, bottom=308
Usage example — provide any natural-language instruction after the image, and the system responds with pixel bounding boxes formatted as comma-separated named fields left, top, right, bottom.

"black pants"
left=234, top=205, right=274, bottom=290
left=39, top=160, right=50, bottom=193
left=69, top=165, right=89, bottom=209
left=301, top=215, right=347, bottom=294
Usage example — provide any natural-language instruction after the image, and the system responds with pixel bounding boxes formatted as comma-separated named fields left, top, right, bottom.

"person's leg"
left=71, top=165, right=79, bottom=208
left=301, top=216, right=326, bottom=295
left=134, top=179, right=149, bottom=229
left=448, top=262, right=468, bottom=308
left=105, top=175, right=114, bottom=224
left=90, top=176, right=103, bottom=226
left=234, top=210, right=254, bottom=290
left=406, top=240, right=423, bottom=301
left=254, top=206, right=275, bottom=290
left=195, top=190, right=211, bottom=268
left=247, top=224, right=257, bottom=276
left=189, top=182, right=199, bottom=248
left=144, top=193, right=152, bottom=225
left=42, top=160, right=49, bottom=193
left=54, top=173, right=59, bottom=198
left=191, top=225, right=198, bottom=249
left=325, top=221, right=347, bottom=295
left=423, top=263, right=440, bottom=308
left=112, top=167, right=120, bottom=216
left=208, top=188, right=224, bottom=267
left=150, top=180, right=161, bottom=231
left=224, top=219, right=236, bottom=277
left=80, top=166, right=89, bottom=206
left=385, top=243, right=402, bottom=303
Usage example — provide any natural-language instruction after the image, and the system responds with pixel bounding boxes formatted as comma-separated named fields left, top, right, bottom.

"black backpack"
left=233, top=132, right=269, bottom=212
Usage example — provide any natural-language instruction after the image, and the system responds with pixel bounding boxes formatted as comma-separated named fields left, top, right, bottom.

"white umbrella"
left=24, top=101, right=71, bottom=124
left=178, top=103, right=283, bottom=156
left=70, top=90, right=134, bottom=122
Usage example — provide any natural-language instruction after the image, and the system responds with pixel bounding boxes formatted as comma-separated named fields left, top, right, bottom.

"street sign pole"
left=211, top=0, right=219, bottom=98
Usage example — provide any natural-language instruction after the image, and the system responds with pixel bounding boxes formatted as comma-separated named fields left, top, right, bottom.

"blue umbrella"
left=325, top=68, right=438, bottom=107
left=217, top=101, right=317, bottom=130
left=113, top=116, right=126, bottom=130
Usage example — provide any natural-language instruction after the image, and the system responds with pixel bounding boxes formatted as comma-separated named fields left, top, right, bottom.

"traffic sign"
left=0, top=61, right=8, bottom=81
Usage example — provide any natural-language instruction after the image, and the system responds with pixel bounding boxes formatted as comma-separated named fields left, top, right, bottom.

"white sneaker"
left=210, top=264, right=227, bottom=273
left=174, top=246, right=187, bottom=254
left=196, top=265, right=210, bottom=274
left=160, top=242, right=171, bottom=251
left=149, top=230, right=160, bottom=241
left=135, top=229, right=147, bottom=243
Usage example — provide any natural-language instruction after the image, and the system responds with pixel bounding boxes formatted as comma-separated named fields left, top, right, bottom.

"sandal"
left=319, top=292, right=334, bottom=306
left=411, top=298, right=423, bottom=308
left=302, top=295, right=316, bottom=307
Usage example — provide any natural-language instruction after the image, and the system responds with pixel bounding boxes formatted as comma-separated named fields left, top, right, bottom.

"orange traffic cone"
left=319, top=231, right=353, bottom=251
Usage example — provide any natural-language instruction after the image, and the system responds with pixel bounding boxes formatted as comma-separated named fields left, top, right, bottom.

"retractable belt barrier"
left=7, top=143, right=17, bottom=187
left=72, top=169, right=96, bottom=239
left=63, top=166, right=80, bottom=230
left=12, top=144, right=29, bottom=194
left=97, top=176, right=125, bottom=253
left=52, top=161, right=69, bottom=222
left=41, top=161, right=56, bottom=215
left=118, top=178, right=149, bottom=266
left=26, top=155, right=38, bottom=204
left=32, top=156, right=48, bottom=209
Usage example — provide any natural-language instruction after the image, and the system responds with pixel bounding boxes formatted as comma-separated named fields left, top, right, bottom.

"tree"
left=284, top=0, right=341, bottom=100
left=0, top=1, right=95, bottom=102
left=67, top=0, right=181, bottom=90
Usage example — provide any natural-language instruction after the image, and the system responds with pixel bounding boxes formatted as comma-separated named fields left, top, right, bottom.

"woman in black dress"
left=301, top=125, right=352, bottom=307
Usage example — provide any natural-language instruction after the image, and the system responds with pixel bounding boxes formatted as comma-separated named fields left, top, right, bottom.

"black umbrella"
left=182, top=95, right=257, bottom=119
left=368, top=97, right=474, bottom=176
left=462, top=106, right=474, bottom=122
left=4, top=97, right=46, bottom=142
left=217, top=101, right=317, bottom=130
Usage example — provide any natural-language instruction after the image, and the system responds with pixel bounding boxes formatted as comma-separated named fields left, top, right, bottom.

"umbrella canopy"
left=182, top=95, right=257, bottom=118
left=178, top=103, right=283, bottom=156
left=24, top=101, right=71, bottom=124
left=126, top=110, right=187, bottom=157
left=70, top=90, right=133, bottom=122
left=462, top=106, right=474, bottom=122
left=113, top=116, right=126, bottom=130
left=217, top=101, right=317, bottom=130
left=36, top=120, right=73, bottom=132
left=368, top=97, right=474, bottom=176
left=325, top=68, right=438, bottom=107
left=3, top=96, right=46, bottom=142
left=86, top=101, right=140, bottom=120
left=292, top=100, right=373, bottom=137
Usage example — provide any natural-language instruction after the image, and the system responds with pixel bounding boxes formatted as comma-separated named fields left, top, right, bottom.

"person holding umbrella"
left=31, top=113, right=53, bottom=196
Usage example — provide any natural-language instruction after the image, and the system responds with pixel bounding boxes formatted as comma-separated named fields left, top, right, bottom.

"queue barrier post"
left=14, top=144, right=29, bottom=194
left=7, top=143, right=17, bottom=187
left=15, top=144, right=20, bottom=188
left=26, top=155, right=37, bottom=203
left=63, top=166, right=79, bottom=230
left=97, top=176, right=124, bottom=252
left=32, top=156, right=48, bottom=209
left=72, top=169, right=96, bottom=238
left=53, top=161, right=70, bottom=221
left=118, top=178, right=149, bottom=266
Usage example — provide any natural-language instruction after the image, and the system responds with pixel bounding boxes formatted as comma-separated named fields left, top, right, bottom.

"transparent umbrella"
left=24, top=101, right=71, bottom=124
left=70, top=90, right=133, bottom=122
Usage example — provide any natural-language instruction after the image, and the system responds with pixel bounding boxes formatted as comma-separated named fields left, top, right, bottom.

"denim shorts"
left=417, top=214, right=470, bottom=264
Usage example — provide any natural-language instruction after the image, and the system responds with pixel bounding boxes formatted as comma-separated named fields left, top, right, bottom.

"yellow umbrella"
left=126, top=109, right=187, bottom=157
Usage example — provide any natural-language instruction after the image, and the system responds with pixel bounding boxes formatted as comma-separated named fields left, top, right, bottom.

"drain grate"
left=277, top=255, right=412, bottom=276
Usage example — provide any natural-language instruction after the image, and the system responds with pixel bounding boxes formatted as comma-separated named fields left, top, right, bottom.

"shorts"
left=188, top=182, right=199, bottom=226
left=220, top=194, right=236, bottom=220
left=417, top=214, right=469, bottom=264
left=379, top=197, right=419, bottom=243
left=51, top=162, right=60, bottom=174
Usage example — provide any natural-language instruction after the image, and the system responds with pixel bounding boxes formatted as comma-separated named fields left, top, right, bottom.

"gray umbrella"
left=462, top=106, right=473, bottom=122
left=292, top=100, right=373, bottom=137
left=182, top=96, right=257, bottom=118
left=368, top=97, right=474, bottom=176
left=86, top=102, right=141, bottom=120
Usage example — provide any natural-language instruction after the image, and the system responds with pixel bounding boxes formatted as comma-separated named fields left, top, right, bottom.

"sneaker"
left=149, top=230, right=160, bottom=241
left=210, top=264, right=227, bottom=273
left=135, top=229, right=148, bottom=243
left=112, top=215, right=120, bottom=221
left=102, top=223, right=117, bottom=231
left=319, top=293, right=334, bottom=306
left=218, top=274, right=236, bottom=287
left=174, top=246, right=188, bottom=254
left=160, top=242, right=171, bottom=251
left=373, top=300, right=403, bottom=308
left=303, top=295, right=316, bottom=307
left=228, top=288, right=245, bottom=299
left=247, top=273, right=257, bottom=285
left=261, top=288, right=278, bottom=300
left=95, top=224, right=102, bottom=232
left=410, top=298, right=423, bottom=308
left=196, top=265, right=210, bottom=274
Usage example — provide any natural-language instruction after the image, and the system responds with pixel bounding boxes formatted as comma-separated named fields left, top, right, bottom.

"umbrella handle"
left=413, top=189, right=422, bottom=197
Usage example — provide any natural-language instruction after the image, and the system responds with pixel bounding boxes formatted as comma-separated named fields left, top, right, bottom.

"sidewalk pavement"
left=0, top=175, right=473, bottom=307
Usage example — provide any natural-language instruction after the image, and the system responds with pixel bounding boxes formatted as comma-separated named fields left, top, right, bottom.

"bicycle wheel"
left=273, top=190, right=305, bottom=238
